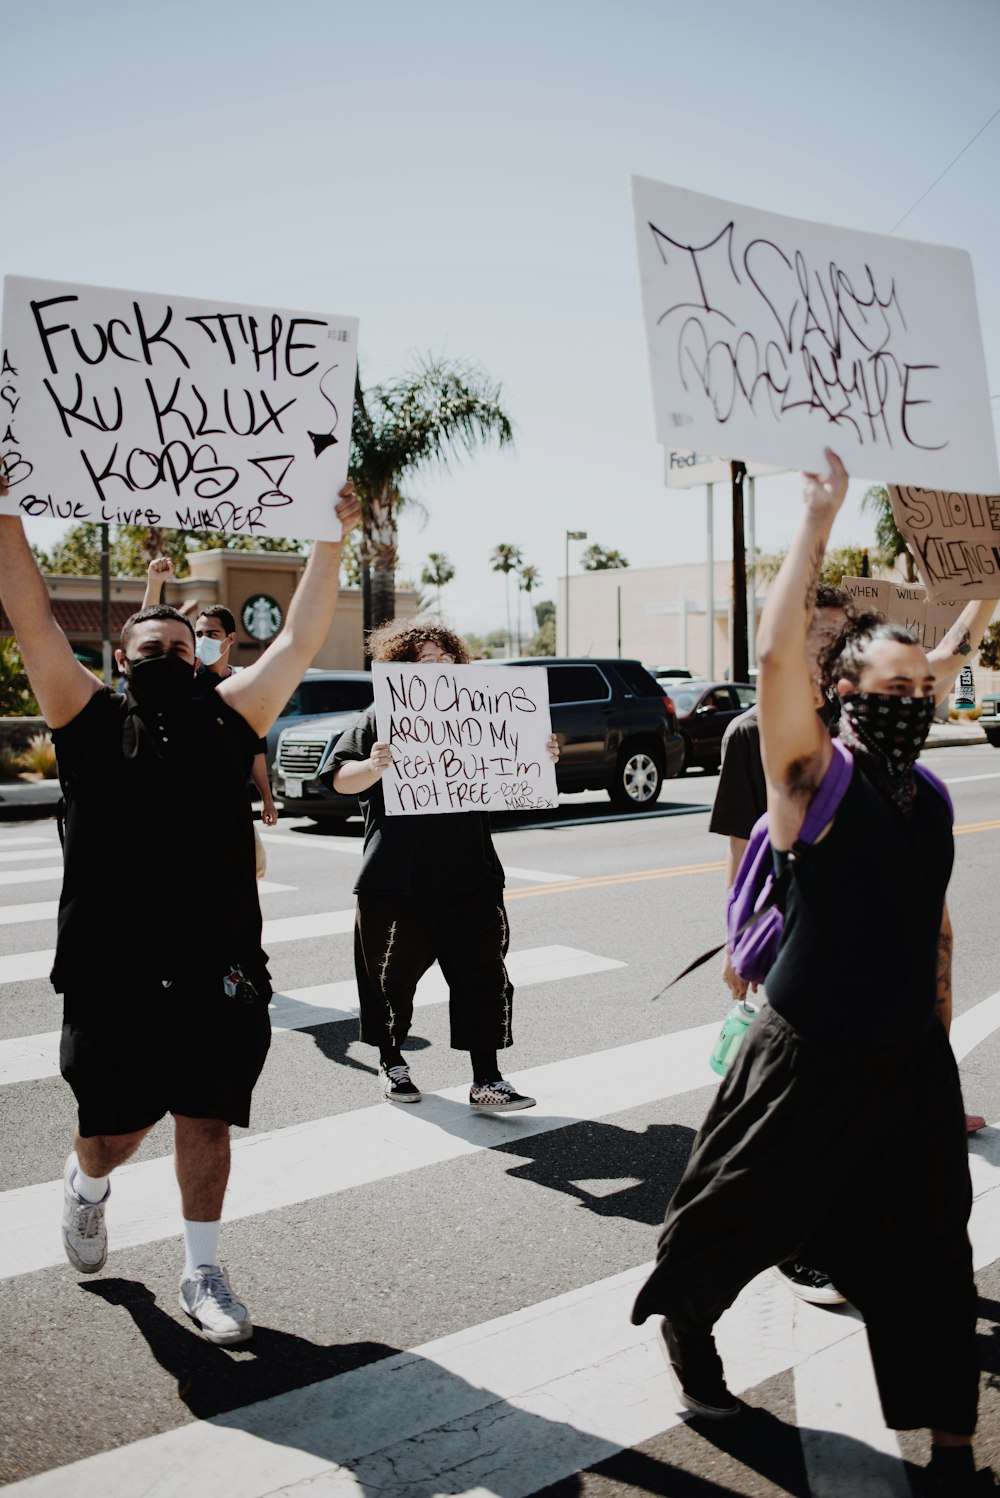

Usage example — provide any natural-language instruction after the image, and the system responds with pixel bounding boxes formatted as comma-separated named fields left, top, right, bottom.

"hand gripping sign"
left=632, top=177, right=998, bottom=492
left=0, top=275, right=358, bottom=542
left=372, top=663, right=558, bottom=816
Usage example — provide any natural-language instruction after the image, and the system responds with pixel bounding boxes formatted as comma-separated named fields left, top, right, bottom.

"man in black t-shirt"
left=331, top=619, right=558, bottom=1112
left=0, top=475, right=359, bottom=1347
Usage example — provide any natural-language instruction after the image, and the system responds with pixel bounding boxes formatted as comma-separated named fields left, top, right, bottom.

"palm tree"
left=518, top=563, right=541, bottom=655
left=581, top=544, right=630, bottom=571
left=350, top=358, right=513, bottom=634
left=861, top=484, right=916, bottom=582
left=490, top=544, right=523, bottom=656
left=420, top=551, right=456, bottom=614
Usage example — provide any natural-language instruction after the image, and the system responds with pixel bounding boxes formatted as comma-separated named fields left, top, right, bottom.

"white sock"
left=72, top=1162, right=109, bottom=1204
left=182, top=1219, right=222, bottom=1278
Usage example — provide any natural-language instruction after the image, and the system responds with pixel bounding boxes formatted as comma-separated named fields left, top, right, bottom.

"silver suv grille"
left=278, top=738, right=327, bottom=777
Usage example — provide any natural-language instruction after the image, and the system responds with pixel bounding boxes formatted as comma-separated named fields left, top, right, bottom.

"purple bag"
left=655, top=741, right=952, bottom=998
left=726, top=741, right=953, bottom=984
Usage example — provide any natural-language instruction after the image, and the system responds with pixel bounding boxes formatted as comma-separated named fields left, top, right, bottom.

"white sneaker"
left=61, top=1153, right=109, bottom=1274
left=179, top=1264, right=253, bottom=1345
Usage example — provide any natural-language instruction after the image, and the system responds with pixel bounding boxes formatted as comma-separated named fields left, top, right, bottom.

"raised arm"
left=0, top=477, right=101, bottom=727
left=756, top=450, right=848, bottom=848
left=142, top=556, right=174, bottom=610
left=218, top=484, right=361, bottom=735
left=927, top=597, right=998, bottom=704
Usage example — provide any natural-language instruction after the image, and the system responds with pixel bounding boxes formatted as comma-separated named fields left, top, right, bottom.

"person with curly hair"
left=329, top=619, right=557, bottom=1111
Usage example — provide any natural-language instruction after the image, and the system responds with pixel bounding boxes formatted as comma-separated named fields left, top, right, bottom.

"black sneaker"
left=469, top=1078, right=536, bottom=1112
left=381, top=1063, right=422, bottom=1103
left=771, top=1261, right=846, bottom=1306
left=658, top=1318, right=740, bottom=1420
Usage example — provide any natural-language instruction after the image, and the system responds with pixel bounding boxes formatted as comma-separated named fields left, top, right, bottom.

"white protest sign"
left=888, top=485, right=1000, bottom=601
left=632, top=177, right=999, bottom=491
left=372, top=663, right=558, bottom=816
left=0, top=276, right=358, bottom=542
left=840, top=576, right=965, bottom=651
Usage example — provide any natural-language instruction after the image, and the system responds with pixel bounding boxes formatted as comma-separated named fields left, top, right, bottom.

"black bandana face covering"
left=838, top=693, right=936, bottom=812
left=125, top=652, right=195, bottom=713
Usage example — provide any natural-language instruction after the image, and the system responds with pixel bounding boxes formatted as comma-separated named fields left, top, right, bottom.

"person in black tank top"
left=631, top=452, right=991, bottom=1495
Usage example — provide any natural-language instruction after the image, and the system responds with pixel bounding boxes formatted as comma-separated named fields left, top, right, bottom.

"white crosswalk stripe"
left=0, top=946, right=625, bottom=1086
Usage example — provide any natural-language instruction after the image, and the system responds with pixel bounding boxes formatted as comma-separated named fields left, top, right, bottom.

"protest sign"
left=840, top=576, right=964, bottom=651
left=0, top=275, right=358, bottom=542
left=888, top=485, right=1000, bottom=601
left=632, top=177, right=999, bottom=491
left=372, top=663, right=558, bottom=816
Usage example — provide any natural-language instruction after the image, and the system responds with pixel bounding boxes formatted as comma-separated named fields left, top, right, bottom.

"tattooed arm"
left=936, top=902, right=954, bottom=1034
left=926, top=599, right=999, bottom=705
left=757, top=450, right=848, bottom=849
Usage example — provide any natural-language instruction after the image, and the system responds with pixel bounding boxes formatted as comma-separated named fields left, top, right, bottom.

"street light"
left=564, top=530, right=587, bottom=655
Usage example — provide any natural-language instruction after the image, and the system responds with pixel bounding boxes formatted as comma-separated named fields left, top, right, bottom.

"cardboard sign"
left=0, top=275, right=358, bottom=542
left=840, top=576, right=964, bottom=651
left=372, top=663, right=558, bottom=816
left=632, top=177, right=999, bottom=491
left=888, top=485, right=1000, bottom=600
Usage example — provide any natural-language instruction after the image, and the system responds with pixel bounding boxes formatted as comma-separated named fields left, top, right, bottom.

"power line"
left=888, top=102, right=1000, bottom=234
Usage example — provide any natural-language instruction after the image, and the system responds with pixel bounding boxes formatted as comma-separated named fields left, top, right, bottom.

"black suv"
left=271, top=656, right=683, bottom=820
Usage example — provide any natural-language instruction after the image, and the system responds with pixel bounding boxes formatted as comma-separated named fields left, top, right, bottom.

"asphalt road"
left=0, top=745, right=998, bottom=1496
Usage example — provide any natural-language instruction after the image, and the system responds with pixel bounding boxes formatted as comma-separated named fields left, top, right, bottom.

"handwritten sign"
left=632, top=177, right=999, bottom=492
left=0, top=275, right=358, bottom=542
left=888, top=485, right=1000, bottom=601
left=840, top=577, right=965, bottom=651
left=372, top=663, right=558, bottom=816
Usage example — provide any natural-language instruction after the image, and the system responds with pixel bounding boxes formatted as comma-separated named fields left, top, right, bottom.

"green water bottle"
left=709, top=1002, right=757, bottom=1077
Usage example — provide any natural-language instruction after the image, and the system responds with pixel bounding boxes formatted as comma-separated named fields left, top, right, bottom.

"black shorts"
left=60, top=977, right=272, bottom=1136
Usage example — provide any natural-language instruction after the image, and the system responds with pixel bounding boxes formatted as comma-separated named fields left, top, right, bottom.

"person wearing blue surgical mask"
left=193, top=608, right=278, bottom=841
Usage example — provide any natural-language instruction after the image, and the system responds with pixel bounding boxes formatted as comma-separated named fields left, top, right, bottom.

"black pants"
left=632, top=1005, right=979, bottom=1435
left=354, top=884, right=513, bottom=1053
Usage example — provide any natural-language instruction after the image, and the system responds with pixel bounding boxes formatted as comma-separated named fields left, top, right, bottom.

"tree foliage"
left=754, top=544, right=870, bottom=588
left=0, top=638, right=40, bottom=717
left=861, top=484, right=916, bottom=581
left=350, top=357, right=513, bottom=632
left=978, top=621, right=1000, bottom=671
left=420, top=551, right=456, bottom=612
left=581, top=544, right=629, bottom=571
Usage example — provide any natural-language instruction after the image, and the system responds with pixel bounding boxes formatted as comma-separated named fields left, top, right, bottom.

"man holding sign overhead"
left=0, top=470, right=359, bottom=1347
left=330, top=619, right=559, bottom=1111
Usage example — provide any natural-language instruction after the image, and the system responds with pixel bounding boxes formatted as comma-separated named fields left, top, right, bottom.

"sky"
left=4, top=0, right=999, bottom=637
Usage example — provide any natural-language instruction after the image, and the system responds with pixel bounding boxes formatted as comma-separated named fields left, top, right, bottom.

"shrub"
left=19, top=733, right=58, bottom=778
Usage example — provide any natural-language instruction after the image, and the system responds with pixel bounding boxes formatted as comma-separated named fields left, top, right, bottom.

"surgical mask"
left=195, top=635, right=228, bottom=667
left=839, top=692, right=936, bottom=810
left=125, top=652, right=195, bottom=712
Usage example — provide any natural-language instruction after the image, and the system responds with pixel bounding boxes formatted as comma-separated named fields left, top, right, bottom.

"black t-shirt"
left=330, top=705, right=505, bottom=896
left=193, top=667, right=268, bottom=757
left=52, top=687, right=270, bottom=995
left=765, top=761, right=953, bottom=1049
left=708, top=704, right=765, bottom=841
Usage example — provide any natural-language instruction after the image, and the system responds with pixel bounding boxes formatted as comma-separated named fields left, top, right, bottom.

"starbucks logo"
left=242, top=594, right=283, bottom=642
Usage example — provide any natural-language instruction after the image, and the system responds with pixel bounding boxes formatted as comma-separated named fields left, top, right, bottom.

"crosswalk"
left=1, top=820, right=998, bottom=1496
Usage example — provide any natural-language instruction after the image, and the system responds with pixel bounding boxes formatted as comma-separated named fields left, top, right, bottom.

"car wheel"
left=610, top=747, right=663, bottom=810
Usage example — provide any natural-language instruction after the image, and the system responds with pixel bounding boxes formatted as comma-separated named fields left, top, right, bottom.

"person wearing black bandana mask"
left=0, top=473, right=361, bottom=1351
left=632, top=452, right=994, bottom=1494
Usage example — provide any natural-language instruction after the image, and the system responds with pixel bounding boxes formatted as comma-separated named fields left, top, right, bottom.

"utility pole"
left=100, top=524, right=112, bottom=686
left=730, top=461, right=749, bottom=683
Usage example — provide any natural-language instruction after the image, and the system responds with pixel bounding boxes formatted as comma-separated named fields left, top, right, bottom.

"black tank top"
left=764, top=760, right=953, bottom=1049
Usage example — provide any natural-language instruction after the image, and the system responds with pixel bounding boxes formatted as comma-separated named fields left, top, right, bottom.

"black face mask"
left=124, top=652, right=195, bottom=712
left=839, top=692, right=936, bottom=812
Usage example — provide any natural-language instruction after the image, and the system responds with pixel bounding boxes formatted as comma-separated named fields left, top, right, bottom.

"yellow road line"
left=506, top=818, right=1000, bottom=901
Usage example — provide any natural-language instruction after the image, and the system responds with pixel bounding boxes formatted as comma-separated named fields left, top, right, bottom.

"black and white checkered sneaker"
left=469, top=1078, right=536, bottom=1113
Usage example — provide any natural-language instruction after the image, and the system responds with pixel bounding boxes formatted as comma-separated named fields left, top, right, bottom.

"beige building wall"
left=557, top=561, right=759, bottom=677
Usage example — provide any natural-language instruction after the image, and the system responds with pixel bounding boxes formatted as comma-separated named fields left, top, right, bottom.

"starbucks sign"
left=242, top=594, right=283, bottom=642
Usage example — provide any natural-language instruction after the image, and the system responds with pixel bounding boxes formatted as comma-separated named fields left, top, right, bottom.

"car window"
left=734, top=686, right=756, bottom=708
left=615, top=662, right=663, bottom=697
left=708, top=688, right=735, bottom=711
left=671, top=688, right=700, bottom=713
left=545, top=664, right=611, bottom=704
left=281, top=680, right=373, bottom=717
